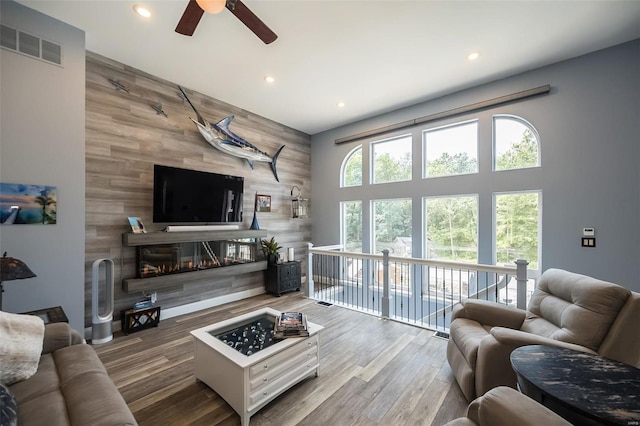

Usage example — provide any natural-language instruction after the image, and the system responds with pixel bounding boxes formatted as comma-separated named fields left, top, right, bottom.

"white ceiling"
left=18, top=0, right=640, bottom=135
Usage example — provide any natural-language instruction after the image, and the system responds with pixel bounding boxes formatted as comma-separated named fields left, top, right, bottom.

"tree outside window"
left=424, top=195, right=478, bottom=262
left=372, top=136, right=412, bottom=184
left=341, top=201, right=362, bottom=252
left=342, top=145, right=362, bottom=187
left=494, top=115, right=540, bottom=171
left=495, top=191, right=540, bottom=269
left=372, top=199, right=412, bottom=255
left=424, top=121, right=478, bottom=178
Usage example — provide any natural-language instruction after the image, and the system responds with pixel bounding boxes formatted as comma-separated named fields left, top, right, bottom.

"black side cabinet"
left=265, top=261, right=301, bottom=296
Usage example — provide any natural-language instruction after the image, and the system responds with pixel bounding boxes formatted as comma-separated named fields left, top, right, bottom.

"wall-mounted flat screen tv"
left=153, top=164, right=243, bottom=223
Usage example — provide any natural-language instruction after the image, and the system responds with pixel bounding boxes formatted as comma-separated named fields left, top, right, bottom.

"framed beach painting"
left=128, top=217, right=146, bottom=233
left=0, top=182, right=57, bottom=224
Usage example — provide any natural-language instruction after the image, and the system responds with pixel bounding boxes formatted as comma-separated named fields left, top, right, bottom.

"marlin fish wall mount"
left=178, top=86, right=285, bottom=182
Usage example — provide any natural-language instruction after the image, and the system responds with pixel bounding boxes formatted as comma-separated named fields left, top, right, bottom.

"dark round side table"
left=510, top=344, right=640, bottom=426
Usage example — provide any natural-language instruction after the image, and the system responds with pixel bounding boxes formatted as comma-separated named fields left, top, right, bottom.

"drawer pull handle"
left=263, top=391, right=268, bottom=396
left=263, top=377, right=268, bottom=382
left=263, top=364, right=269, bottom=369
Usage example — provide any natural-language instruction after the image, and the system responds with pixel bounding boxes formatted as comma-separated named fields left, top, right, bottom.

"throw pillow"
left=0, top=384, right=17, bottom=426
left=0, top=311, right=44, bottom=385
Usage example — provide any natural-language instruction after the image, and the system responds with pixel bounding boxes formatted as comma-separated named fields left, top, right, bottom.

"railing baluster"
left=307, top=242, right=314, bottom=297
left=426, top=265, right=431, bottom=328
left=381, top=250, right=390, bottom=319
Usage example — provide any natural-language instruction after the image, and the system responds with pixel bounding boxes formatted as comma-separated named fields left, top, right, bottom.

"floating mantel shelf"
left=122, top=229, right=268, bottom=246
left=122, top=229, right=269, bottom=293
left=123, top=261, right=268, bottom=293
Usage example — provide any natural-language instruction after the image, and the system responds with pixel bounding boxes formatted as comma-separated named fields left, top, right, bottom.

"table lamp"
left=0, top=252, right=37, bottom=310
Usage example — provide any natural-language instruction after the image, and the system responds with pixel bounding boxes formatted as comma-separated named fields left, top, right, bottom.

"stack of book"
left=133, top=298, right=153, bottom=310
left=274, top=312, right=309, bottom=339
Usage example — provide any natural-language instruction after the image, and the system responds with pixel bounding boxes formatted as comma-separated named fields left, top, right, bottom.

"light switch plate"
left=582, top=237, right=596, bottom=247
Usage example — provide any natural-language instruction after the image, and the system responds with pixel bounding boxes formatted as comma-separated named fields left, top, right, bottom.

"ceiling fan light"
left=196, top=0, right=227, bottom=14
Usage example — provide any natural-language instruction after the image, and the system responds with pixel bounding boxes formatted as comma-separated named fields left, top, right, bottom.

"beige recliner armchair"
left=447, top=268, right=640, bottom=401
left=444, top=386, right=571, bottom=426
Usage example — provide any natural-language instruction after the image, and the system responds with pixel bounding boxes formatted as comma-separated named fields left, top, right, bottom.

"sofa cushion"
left=0, top=311, right=45, bottom=385
left=0, top=384, right=17, bottom=426
left=53, top=344, right=109, bottom=382
left=8, top=353, right=60, bottom=403
left=16, top=389, right=70, bottom=426
left=521, top=269, right=630, bottom=351
left=62, top=372, right=137, bottom=426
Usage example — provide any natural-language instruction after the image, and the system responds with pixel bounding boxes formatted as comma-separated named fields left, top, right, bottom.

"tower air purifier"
left=91, top=258, right=114, bottom=344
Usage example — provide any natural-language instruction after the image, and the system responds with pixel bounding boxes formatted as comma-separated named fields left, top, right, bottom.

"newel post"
left=306, top=242, right=314, bottom=298
left=382, top=249, right=390, bottom=319
left=515, top=259, right=530, bottom=310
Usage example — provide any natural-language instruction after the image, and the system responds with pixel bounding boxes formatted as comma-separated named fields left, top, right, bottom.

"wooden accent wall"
left=85, top=52, right=311, bottom=328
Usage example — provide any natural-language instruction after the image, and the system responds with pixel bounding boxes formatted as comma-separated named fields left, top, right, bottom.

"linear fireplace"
left=122, top=229, right=268, bottom=293
left=138, top=239, right=257, bottom=279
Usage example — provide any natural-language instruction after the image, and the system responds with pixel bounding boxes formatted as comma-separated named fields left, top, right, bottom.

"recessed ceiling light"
left=337, top=102, right=345, bottom=108
left=467, top=52, right=480, bottom=61
left=133, top=5, right=151, bottom=18
left=264, top=75, right=275, bottom=84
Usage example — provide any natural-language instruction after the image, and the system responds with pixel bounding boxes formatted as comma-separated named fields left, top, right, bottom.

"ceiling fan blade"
left=227, top=0, right=278, bottom=44
left=176, top=0, right=205, bottom=36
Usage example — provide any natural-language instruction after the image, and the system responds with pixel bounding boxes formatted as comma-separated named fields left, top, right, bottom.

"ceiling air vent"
left=18, top=31, right=40, bottom=58
left=0, top=24, right=62, bottom=66
left=42, top=39, right=62, bottom=64
left=0, top=24, right=17, bottom=50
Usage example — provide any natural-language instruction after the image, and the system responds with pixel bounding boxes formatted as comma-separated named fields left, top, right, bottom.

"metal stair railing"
left=307, top=242, right=533, bottom=332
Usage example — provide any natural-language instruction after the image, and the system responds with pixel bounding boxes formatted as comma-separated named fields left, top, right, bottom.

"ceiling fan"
left=175, top=0, right=278, bottom=44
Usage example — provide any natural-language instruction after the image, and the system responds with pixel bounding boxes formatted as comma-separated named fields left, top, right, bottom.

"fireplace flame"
left=138, top=244, right=253, bottom=279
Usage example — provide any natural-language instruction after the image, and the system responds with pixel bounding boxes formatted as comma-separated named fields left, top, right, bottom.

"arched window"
left=341, top=145, right=362, bottom=187
left=493, top=115, right=540, bottom=171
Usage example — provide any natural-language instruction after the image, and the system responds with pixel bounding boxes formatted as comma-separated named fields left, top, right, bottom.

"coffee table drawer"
left=249, top=344, right=317, bottom=392
left=249, top=334, right=319, bottom=377
left=248, top=358, right=318, bottom=409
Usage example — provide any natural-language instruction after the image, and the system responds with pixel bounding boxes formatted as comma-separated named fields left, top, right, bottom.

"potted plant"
left=260, top=236, right=282, bottom=264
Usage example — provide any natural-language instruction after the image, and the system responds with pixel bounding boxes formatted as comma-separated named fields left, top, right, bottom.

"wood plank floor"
left=94, top=293, right=468, bottom=425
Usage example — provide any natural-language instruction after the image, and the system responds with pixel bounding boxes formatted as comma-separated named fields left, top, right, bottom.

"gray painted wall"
left=0, top=0, right=86, bottom=331
left=311, top=40, right=640, bottom=291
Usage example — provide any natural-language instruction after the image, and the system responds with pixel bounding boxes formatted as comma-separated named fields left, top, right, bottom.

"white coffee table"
left=191, top=307, right=323, bottom=426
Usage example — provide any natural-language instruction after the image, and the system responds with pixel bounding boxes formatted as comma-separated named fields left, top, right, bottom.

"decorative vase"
left=250, top=211, right=259, bottom=230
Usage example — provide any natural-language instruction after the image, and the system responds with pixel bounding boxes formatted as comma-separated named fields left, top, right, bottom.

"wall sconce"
left=290, top=186, right=309, bottom=219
